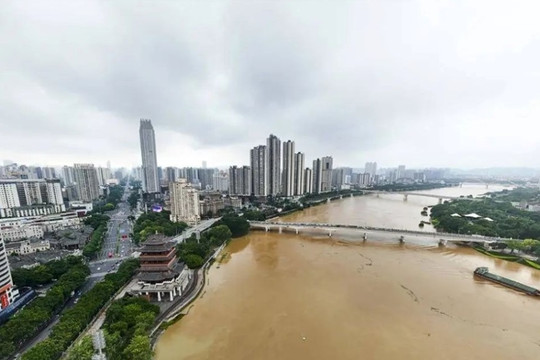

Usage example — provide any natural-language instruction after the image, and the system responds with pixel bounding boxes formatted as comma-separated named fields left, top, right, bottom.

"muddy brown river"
left=155, top=184, right=540, bottom=360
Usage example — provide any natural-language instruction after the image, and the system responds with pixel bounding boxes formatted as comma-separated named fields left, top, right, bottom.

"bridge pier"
left=350, top=194, right=353, bottom=198
left=327, top=198, right=331, bottom=203
left=438, top=239, right=447, bottom=246
left=278, top=226, right=282, bottom=234
left=295, top=228, right=299, bottom=235
left=340, top=195, right=343, bottom=199
left=328, top=230, right=333, bottom=237
left=438, top=198, right=443, bottom=204
left=399, top=236, right=405, bottom=243
left=403, top=194, right=408, bottom=201
left=265, top=226, right=269, bottom=232
left=376, top=193, right=380, bottom=198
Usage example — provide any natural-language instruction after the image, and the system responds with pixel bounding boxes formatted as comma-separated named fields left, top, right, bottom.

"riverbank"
left=472, top=246, right=540, bottom=270
left=150, top=241, right=227, bottom=348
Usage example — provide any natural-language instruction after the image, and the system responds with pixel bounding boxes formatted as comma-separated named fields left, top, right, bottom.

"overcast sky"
left=1, top=1, right=539, bottom=170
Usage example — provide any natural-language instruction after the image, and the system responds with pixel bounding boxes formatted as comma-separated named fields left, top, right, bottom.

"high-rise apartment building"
left=74, top=164, right=100, bottom=202
left=365, top=162, right=378, bottom=183
left=139, top=119, right=160, bottom=193
left=0, top=179, right=65, bottom=218
left=332, top=167, right=353, bottom=189
left=281, top=140, right=295, bottom=197
left=250, top=145, right=267, bottom=196
left=229, top=166, right=251, bottom=195
left=312, top=159, right=323, bottom=194
left=96, top=167, right=112, bottom=186
left=198, top=169, right=216, bottom=190
left=294, top=152, right=305, bottom=196
left=0, top=237, right=16, bottom=311
left=212, top=171, right=229, bottom=192
left=165, top=167, right=176, bottom=184
left=304, top=168, right=313, bottom=194
left=397, top=165, right=406, bottom=180
left=169, top=179, right=200, bottom=225
left=321, top=156, right=333, bottom=192
left=42, top=167, right=56, bottom=179
left=62, top=166, right=75, bottom=186
left=266, top=134, right=281, bottom=196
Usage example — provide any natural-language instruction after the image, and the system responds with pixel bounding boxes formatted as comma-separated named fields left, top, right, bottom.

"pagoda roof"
left=137, top=262, right=185, bottom=283
left=140, top=234, right=176, bottom=253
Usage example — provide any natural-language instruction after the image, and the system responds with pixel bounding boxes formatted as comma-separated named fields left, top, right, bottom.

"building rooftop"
left=137, top=262, right=185, bottom=283
left=140, top=234, right=176, bottom=253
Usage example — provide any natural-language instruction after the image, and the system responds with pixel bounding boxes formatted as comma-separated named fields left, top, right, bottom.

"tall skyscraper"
left=304, top=168, right=313, bottom=194
left=281, top=140, right=295, bottom=197
left=312, top=159, right=322, bottom=194
left=250, top=145, right=267, bottom=196
left=139, top=119, right=160, bottom=193
left=365, top=162, right=378, bottom=184
left=321, top=156, right=333, bottom=192
left=74, top=163, right=100, bottom=202
left=169, top=179, right=200, bottom=225
left=266, top=134, right=281, bottom=196
left=0, top=237, right=16, bottom=311
left=62, top=165, right=75, bottom=186
left=294, top=152, right=305, bottom=196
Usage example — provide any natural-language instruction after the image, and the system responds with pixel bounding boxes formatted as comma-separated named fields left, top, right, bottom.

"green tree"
left=506, top=240, right=524, bottom=254
left=66, top=336, right=94, bottom=360
left=207, top=225, right=232, bottom=246
left=123, top=335, right=153, bottom=360
left=218, top=215, right=249, bottom=237
left=184, top=254, right=204, bottom=268
left=103, top=203, right=116, bottom=211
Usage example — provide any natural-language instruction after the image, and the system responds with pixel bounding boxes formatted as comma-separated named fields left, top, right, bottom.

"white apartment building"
left=282, top=140, right=295, bottom=197
left=170, top=179, right=200, bottom=225
left=212, top=171, right=229, bottom=192
left=0, top=179, right=65, bottom=218
left=74, top=164, right=100, bottom=202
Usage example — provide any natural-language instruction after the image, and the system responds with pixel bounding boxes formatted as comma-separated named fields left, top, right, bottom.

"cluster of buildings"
left=137, top=119, right=448, bottom=226
left=0, top=161, right=123, bottom=313
left=229, top=134, right=335, bottom=198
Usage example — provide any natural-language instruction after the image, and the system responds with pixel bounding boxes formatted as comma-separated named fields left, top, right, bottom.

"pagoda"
left=132, top=234, right=191, bottom=302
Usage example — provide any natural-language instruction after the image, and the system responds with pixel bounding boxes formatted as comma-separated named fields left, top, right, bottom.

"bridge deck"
left=249, top=221, right=508, bottom=243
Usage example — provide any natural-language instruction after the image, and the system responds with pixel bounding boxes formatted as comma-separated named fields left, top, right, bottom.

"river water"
left=155, top=184, right=540, bottom=360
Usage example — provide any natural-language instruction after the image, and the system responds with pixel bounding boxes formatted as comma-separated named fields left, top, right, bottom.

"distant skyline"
left=1, top=1, right=540, bottom=169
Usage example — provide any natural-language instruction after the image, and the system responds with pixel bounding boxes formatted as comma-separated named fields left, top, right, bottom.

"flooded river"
left=155, top=184, right=540, bottom=360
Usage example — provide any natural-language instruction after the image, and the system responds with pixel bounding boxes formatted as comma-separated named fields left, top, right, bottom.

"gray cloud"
left=1, top=0, right=539, bottom=169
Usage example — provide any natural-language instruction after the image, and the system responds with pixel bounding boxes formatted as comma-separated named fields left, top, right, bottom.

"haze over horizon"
left=1, top=1, right=540, bottom=169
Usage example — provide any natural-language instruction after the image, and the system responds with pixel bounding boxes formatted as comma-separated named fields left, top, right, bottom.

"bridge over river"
left=360, top=190, right=479, bottom=203
left=249, top=221, right=511, bottom=246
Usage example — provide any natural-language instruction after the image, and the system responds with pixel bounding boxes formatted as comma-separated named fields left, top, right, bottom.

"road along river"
left=155, top=184, right=540, bottom=360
